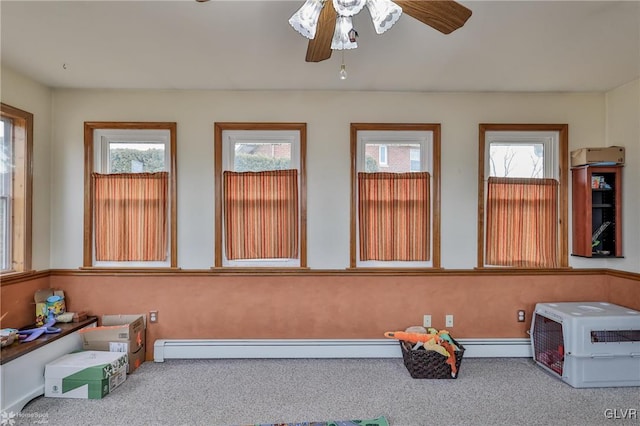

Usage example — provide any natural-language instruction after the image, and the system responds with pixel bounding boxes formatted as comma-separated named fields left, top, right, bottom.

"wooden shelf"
left=0, top=317, right=97, bottom=365
left=571, top=165, right=623, bottom=258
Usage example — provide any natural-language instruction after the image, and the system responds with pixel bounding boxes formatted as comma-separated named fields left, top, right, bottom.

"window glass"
left=489, top=142, right=544, bottom=178
left=233, top=142, right=292, bottom=171
left=0, top=118, right=11, bottom=271
left=108, top=142, right=166, bottom=173
left=0, top=103, right=32, bottom=275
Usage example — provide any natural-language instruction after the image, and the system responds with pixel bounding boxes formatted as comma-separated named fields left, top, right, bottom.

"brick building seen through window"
left=365, top=144, right=421, bottom=172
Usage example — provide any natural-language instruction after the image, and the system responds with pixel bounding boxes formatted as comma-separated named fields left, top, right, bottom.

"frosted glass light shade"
left=289, top=0, right=326, bottom=39
left=331, top=15, right=358, bottom=50
left=332, top=0, right=366, bottom=17
left=366, top=0, right=402, bottom=34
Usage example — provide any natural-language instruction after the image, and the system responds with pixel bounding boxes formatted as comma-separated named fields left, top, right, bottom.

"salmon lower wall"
left=1, top=275, right=50, bottom=328
left=607, top=274, right=640, bottom=310
left=3, top=271, right=638, bottom=361
left=51, top=272, right=613, bottom=361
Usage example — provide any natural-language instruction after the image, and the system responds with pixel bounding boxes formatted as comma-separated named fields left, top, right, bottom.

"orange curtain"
left=486, top=177, right=559, bottom=267
left=93, top=172, right=168, bottom=261
left=224, top=169, right=298, bottom=260
left=358, top=172, right=430, bottom=261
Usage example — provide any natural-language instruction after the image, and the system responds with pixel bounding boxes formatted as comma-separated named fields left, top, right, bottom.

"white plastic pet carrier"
left=530, top=302, right=640, bottom=388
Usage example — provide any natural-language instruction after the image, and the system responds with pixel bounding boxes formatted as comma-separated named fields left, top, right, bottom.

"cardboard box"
left=45, top=351, right=127, bottom=399
left=34, top=289, right=66, bottom=326
left=79, top=314, right=146, bottom=373
left=571, top=146, right=625, bottom=167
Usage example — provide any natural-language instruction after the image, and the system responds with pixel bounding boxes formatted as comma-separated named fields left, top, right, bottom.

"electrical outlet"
left=445, top=314, right=454, bottom=327
left=149, top=310, right=158, bottom=323
left=518, top=310, right=526, bottom=322
left=423, top=314, right=432, bottom=328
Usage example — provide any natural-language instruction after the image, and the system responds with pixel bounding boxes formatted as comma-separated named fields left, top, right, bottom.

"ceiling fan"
left=197, top=0, right=472, bottom=63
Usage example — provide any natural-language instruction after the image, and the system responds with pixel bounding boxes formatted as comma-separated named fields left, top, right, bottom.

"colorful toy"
left=423, top=342, right=450, bottom=357
left=437, top=330, right=459, bottom=350
left=1, top=328, right=18, bottom=347
left=18, top=313, right=61, bottom=343
left=439, top=340, right=459, bottom=377
left=384, top=331, right=442, bottom=349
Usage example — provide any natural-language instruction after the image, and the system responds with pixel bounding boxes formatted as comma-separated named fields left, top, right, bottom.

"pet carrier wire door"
left=530, top=302, right=640, bottom=388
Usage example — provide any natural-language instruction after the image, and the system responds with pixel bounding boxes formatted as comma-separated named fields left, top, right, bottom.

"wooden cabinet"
left=571, top=165, right=622, bottom=257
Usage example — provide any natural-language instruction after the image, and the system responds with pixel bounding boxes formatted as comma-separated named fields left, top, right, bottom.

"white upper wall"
left=603, top=79, right=639, bottom=272
left=50, top=88, right=614, bottom=270
left=0, top=66, right=52, bottom=271
left=2, top=65, right=637, bottom=272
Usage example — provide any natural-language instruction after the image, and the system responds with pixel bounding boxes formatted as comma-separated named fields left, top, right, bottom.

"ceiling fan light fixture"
left=366, top=0, right=402, bottom=34
left=332, top=0, right=367, bottom=17
left=331, top=15, right=358, bottom=50
left=289, top=0, right=326, bottom=39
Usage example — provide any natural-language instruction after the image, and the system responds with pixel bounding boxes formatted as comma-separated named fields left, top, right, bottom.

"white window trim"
left=356, top=130, right=433, bottom=268
left=92, top=128, right=172, bottom=268
left=221, top=129, right=301, bottom=267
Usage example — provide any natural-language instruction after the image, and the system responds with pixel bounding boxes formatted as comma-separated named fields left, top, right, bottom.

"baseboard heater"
left=154, top=338, right=532, bottom=362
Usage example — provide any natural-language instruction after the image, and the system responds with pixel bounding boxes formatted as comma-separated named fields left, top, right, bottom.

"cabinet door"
left=571, top=167, right=592, bottom=256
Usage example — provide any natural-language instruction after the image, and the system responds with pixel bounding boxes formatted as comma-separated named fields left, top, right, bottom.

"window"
left=478, top=124, right=568, bottom=268
left=351, top=123, right=441, bottom=268
left=0, top=103, right=32, bottom=274
left=214, top=123, right=306, bottom=268
left=84, top=122, right=177, bottom=268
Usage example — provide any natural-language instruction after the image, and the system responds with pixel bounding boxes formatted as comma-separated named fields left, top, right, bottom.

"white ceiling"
left=1, top=0, right=639, bottom=92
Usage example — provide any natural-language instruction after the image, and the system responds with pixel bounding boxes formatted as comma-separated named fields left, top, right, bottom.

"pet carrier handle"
left=590, top=353, right=615, bottom=359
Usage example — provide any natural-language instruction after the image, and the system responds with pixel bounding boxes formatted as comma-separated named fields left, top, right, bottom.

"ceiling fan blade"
left=305, top=0, right=337, bottom=62
left=394, top=0, right=472, bottom=34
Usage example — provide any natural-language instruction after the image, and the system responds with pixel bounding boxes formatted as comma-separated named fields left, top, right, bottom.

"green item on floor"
left=241, top=415, right=390, bottom=426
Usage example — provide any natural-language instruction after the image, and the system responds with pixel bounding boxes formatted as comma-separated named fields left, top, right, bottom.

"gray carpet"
left=14, top=358, right=640, bottom=425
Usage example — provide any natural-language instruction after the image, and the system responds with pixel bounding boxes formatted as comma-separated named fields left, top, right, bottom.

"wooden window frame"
left=83, top=122, right=177, bottom=268
left=214, top=122, right=307, bottom=269
left=350, top=123, right=441, bottom=269
left=0, top=103, right=33, bottom=275
left=477, top=123, right=569, bottom=269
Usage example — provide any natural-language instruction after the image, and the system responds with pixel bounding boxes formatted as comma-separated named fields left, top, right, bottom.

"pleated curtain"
left=358, top=172, right=430, bottom=261
left=486, top=177, right=559, bottom=267
left=93, top=172, right=168, bottom=261
left=223, top=169, right=298, bottom=260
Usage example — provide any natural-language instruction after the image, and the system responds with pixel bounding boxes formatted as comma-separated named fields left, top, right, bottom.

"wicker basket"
left=399, top=338, right=465, bottom=379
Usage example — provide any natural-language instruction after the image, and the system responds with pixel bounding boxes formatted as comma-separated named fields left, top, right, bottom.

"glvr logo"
left=604, top=408, right=638, bottom=420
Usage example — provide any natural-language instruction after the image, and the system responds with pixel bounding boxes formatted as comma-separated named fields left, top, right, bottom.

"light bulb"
left=339, top=63, right=348, bottom=80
